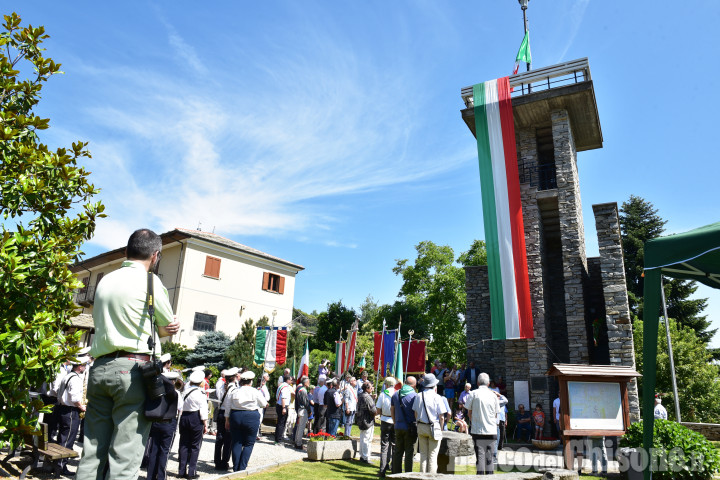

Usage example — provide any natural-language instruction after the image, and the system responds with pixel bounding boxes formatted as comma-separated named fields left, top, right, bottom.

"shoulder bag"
left=422, top=391, right=443, bottom=441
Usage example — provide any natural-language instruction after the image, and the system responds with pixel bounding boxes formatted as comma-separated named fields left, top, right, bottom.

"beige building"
left=71, top=228, right=304, bottom=347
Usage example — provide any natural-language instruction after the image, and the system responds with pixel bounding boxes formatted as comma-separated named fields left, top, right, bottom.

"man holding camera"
left=76, top=229, right=179, bottom=480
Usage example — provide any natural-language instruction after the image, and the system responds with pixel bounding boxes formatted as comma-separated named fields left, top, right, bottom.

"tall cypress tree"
left=619, top=195, right=714, bottom=342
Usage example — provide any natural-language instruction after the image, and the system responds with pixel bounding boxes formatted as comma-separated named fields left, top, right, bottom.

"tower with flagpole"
left=460, top=15, right=640, bottom=424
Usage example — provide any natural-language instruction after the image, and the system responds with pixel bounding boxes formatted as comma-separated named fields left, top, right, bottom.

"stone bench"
left=436, top=431, right=474, bottom=474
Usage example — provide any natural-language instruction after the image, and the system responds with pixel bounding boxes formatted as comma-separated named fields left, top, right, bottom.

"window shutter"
left=96, top=272, right=104, bottom=287
left=262, top=272, right=270, bottom=291
left=204, top=256, right=221, bottom=278
left=278, top=276, right=285, bottom=294
left=80, top=277, right=89, bottom=293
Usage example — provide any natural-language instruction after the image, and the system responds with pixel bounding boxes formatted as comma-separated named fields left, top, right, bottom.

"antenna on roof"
left=196, top=221, right=202, bottom=231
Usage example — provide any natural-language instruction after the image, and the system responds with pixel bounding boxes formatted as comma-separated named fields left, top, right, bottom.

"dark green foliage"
left=620, top=419, right=720, bottom=479
left=186, top=331, right=232, bottom=369
left=224, top=318, right=256, bottom=369
left=161, top=341, right=191, bottom=367
left=457, top=239, right=488, bottom=267
left=293, top=307, right=318, bottom=334
left=634, top=319, right=720, bottom=423
left=619, top=195, right=713, bottom=341
left=0, top=13, right=104, bottom=449
left=312, top=301, right=357, bottom=351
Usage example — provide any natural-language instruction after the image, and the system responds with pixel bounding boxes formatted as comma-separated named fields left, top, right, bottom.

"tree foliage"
left=186, top=331, right=232, bottom=369
left=634, top=318, right=720, bottom=423
left=393, top=241, right=484, bottom=365
left=312, top=301, right=357, bottom=352
left=161, top=341, right=191, bottom=367
left=0, top=13, right=104, bottom=449
left=224, top=318, right=257, bottom=369
left=620, top=195, right=713, bottom=342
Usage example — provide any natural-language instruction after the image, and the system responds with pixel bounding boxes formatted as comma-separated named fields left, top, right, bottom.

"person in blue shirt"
left=390, top=376, right=417, bottom=475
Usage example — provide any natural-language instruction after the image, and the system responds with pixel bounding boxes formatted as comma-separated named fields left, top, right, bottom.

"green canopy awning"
left=642, top=221, right=720, bottom=480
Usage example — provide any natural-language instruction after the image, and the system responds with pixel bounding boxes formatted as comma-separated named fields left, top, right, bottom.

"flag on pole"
left=373, top=330, right=396, bottom=377
left=513, top=31, right=531, bottom=74
left=401, top=340, right=426, bottom=374
left=345, top=322, right=358, bottom=373
left=357, top=353, right=366, bottom=373
left=254, top=326, right=288, bottom=372
left=335, top=341, right=346, bottom=374
left=299, top=339, right=310, bottom=379
left=472, top=77, right=534, bottom=340
left=391, top=338, right=403, bottom=382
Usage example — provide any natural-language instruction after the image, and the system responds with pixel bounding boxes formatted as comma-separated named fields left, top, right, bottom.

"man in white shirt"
left=257, top=373, right=270, bottom=439
left=313, top=377, right=327, bottom=433
left=376, top=377, right=397, bottom=477
left=654, top=395, right=668, bottom=420
left=343, top=377, right=358, bottom=436
left=552, top=396, right=561, bottom=439
left=56, top=356, right=89, bottom=475
left=412, top=373, right=448, bottom=474
left=466, top=373, right=500, bottom=475
left=214, top=368, right=238, bottom=471
left=274, top=375, right=294, bottom=444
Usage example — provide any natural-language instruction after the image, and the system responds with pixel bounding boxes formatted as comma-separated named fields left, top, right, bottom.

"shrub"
left=620, top=419, right=720, bottom=479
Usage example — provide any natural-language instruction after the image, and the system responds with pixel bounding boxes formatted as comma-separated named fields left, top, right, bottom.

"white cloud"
left=556, top=0, right=591, bottom=62
left=77, top=20, right=468, bottom=249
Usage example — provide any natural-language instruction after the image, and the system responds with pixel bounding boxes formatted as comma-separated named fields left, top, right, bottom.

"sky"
left=9, top=1, right=720, bottom=344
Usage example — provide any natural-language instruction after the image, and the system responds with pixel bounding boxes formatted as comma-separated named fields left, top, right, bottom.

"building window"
left=193, top=312, right=217, bottom=332
left=262, top=272, right=285, bottom=294
left=95, top=272, right=104, bottom=288
left=79, top=277, right=89, bottom=294
left=204, top=256, right=221, bottom=278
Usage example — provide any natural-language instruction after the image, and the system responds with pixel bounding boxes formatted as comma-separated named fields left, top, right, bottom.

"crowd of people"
left=32, top=228, right=574, bottom=479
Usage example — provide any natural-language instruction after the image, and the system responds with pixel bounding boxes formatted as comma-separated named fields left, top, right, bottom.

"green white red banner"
left=472, top=77, right=533, bottom=340
left=253, top=326, right=287, bottom=372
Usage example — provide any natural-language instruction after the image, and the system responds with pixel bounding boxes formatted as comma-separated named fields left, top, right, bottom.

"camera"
left=140, top=359, right=166, bottom=399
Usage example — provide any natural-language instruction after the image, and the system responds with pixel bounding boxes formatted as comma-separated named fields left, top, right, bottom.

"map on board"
left=567, top=381, right=623, bottom=430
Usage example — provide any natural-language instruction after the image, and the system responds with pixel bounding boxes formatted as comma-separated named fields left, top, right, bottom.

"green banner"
left=253, top=327, right=268, bottom=367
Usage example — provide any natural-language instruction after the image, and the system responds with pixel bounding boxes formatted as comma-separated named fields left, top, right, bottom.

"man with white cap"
left=214, top=367, right=238, bottom=470
left=146, top=371, right=182, bottom=480
left=178, top=369, right=208, bottom=479
left=224, top=370, right=268, bottom=471
left=56, top=355, right=89, bottom=475
left=75, top=229, right=179, bottom=480
left=160, top=353, right=172, bottom=372
left=412, top=373, right=448, bottom=474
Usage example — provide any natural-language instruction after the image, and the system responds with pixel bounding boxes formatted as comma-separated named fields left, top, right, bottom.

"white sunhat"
left=225, top=367, right=239, bottom=377
left=189, top=370, right=205, bottom=384
left=160, top=353, right=172, bottom=363
left=240, top=370, right=255, bottom=380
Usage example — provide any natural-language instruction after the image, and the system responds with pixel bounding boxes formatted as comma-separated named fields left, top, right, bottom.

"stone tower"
left=460, top=59, right=640, bottom=422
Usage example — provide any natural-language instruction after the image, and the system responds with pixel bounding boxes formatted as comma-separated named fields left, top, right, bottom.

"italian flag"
left=473, top=77, right=533, bottom=340
left=335, top=341, right=346, bottom=374
left=253, top=326, right=288, bottom=372
left=298, top=339, right=310, bottom=379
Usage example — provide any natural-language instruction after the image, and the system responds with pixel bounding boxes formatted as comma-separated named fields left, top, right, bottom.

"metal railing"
left=74, top=285, right=96, bottom=305
left=461, top=58, right=591, bottom=107
left=519, top=162, right=557, bottom=191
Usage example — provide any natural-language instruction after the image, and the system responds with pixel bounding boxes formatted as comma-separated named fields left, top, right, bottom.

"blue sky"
left=11, top=1, right=720, bottom=344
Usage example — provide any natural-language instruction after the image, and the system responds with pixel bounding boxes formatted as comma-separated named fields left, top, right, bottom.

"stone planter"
left=307, top=439, right=357, bottom=461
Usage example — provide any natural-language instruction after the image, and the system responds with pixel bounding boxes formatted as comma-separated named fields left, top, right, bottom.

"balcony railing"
left=519, top=162, right=557, bottom=191
left=74, top=285, right=96, bottom=306
left=461, top=58, right=592, bottom=108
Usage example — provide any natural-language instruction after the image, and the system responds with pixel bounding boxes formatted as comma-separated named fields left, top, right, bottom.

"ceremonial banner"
left=391, top=340, right=403, bottom=382
left=335, top=341, right=346, bottom=374
left=473, top=77, right=534, bottom=340
left=345, top=329, right=357, bottom=373
left=400, top=340, right=427, bottom=375
left=373, top=331, right=396, bottom=377
left=298, top=339, right=310, bottom=379
left=255, top=326, right=287, bottom=372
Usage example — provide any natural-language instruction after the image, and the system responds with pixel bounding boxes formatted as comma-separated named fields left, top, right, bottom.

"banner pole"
left=374, top=319, right=386, bottom=392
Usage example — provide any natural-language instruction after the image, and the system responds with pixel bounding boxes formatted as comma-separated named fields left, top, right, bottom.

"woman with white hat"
left=412, top=373, right=449, bottom=474
left=224, top=370, right=268, bottom=472
left=178, top=369, right=208, bottom=479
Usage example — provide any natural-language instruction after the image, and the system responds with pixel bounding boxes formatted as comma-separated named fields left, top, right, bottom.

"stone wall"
left=465, top=266, right=503, bottom=377
left=681, top=422, right=720, bottom=441
left=592, top=202, right=640, bottom=421
left=552, top=109, right=589, bottom=364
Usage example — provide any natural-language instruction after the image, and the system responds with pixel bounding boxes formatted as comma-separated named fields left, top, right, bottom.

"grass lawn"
left=247, top=458, right=612, bottom=479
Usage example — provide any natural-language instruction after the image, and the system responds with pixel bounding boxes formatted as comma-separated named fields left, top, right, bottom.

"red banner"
left=401, top=340, right=426, bottom=374
left=276, top=327, right=287, bottom=365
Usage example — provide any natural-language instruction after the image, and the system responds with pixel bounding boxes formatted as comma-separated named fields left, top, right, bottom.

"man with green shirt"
left=75, top=229, right=179, bottom=480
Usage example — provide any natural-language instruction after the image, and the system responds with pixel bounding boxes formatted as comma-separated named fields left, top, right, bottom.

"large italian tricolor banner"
left=335, top=341, right=346, bottom=374
left=253, top=326, right=287, bottom=372
left=473, top=77, right=533, bottom=340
